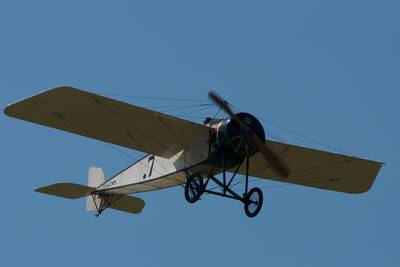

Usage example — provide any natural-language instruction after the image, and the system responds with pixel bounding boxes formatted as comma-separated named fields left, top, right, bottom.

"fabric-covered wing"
left=236, top=140, right=383, bottom=194
left=4, top=86, right=210, bottom=158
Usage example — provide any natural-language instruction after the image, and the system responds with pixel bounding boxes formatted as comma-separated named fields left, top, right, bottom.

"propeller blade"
left=208, top=91, right=235, bottom=117
left=246, top=130, right=290, bottom=177
left=208, top=91, right=290, bottom=178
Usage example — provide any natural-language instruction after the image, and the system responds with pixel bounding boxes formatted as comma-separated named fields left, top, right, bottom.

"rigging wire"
left=228, top=172, right=345, bottom=193
left=226, top=103, right=287, bottom=143
left=258, top=117, right=349, bottom=154
left=58, top=92, right=216, bottom=190
left=53, top=90, right=351, bottom=198
left=96, top=92, right=208, bottom=103
left=139, top=103, right=212, bottom=109
left=228, top=103, right=349, bottom=155
left=96, top=90, right=215, bottom=121
left=96, top=91, right=342, bottom=154
left=87, top=91, right=350, bottom=195
left=51, top=112, right=166, bottom=179
left=179, top=115, right=210, bottom=119
left=91, top=97, right=210, bottom=185
left=203, top=174, right=341, bottom=196
left=53, top=99, right=197, bottom=190
left=154, top=104, right=212, bottom=114
left=173, top=105, right=214, bottom=117
left=211, top=106, right=222, bottom=121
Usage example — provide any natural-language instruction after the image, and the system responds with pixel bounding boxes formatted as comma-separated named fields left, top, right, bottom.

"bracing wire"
left=97, top=90, right=215, bottom=122
left=97, top=91, right=342, bottom=154
left=154, top=104, right=212, bottom=114
left=212, top=106, right=222, bottom=121
left=56, top=91, right=217, bottom=190
left=96, top=92, right=208, bottom=103
left=52, top=112, right=166, bottom=178
left=93, top=96, right=221, bottom=187
left=258, top=117, right=349, bottom=154
left=228, top=103, right=349, bottom=155
left=173, top=105, right=214, bottom=117
left=140, top=103, right=212, bottom=110
left=89, top=91, right=350, bottom=195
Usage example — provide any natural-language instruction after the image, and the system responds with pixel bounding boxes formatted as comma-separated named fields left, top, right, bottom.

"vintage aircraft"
left=4, top=86, right=383, bottom=217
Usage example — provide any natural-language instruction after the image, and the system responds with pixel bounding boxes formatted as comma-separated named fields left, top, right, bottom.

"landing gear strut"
left=183, top=153, right=264, bottom=218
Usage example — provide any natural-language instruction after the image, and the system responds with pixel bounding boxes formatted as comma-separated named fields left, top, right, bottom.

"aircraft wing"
left=235, top=140, right=383, bottom=194
left=4, top=86, right=210, bottom=158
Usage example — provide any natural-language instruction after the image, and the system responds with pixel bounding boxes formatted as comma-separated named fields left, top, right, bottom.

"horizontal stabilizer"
left=35, top=182, right=145, bottom=215
left=35, top=183, right=93, bottom=199
left=109, top=195, right=145, bottom=214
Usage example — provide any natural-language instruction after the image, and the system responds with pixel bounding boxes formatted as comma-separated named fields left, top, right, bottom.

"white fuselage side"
left=98, top=132, right=211, bottom=194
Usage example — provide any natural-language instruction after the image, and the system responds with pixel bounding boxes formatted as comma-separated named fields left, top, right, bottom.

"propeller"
left=208, top=91, right=290, bottom=178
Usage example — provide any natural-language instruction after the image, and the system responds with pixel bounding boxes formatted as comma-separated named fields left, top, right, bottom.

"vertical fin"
left=86, top=167, right=105, bottom=211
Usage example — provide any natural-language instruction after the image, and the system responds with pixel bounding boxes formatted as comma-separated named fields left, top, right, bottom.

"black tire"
left=244, top=187, right=263, bottom=217
left=184, top=174, right=204, bottom=203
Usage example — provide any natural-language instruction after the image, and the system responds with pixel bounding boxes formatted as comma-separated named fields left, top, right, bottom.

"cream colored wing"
left=4, top=86, right=210, bottom=158
left=236, top=140, right=383, bottom=194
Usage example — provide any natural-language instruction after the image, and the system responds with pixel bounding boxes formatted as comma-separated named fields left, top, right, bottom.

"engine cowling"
left=212, top=112, right=265, bottom=168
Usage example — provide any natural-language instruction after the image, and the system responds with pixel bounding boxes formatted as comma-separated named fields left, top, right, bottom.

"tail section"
left=86, top=167, right=105, bottom=211
left=87, top=167, right=105, bottom=187
left=35, top=166, right=145, bottom=215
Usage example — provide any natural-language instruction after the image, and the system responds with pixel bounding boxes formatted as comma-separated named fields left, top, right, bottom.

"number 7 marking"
left=147, top=155, right=155, bottom=177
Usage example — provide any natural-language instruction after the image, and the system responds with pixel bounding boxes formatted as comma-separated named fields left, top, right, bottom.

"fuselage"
left=99, top=113, right=264, bottom=195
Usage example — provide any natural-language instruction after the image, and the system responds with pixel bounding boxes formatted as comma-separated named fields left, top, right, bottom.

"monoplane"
left=4, top=87, right=383, bottom=217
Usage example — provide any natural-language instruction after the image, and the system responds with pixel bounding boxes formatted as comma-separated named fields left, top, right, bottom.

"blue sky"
left=1, top=0, right=399, bottom=266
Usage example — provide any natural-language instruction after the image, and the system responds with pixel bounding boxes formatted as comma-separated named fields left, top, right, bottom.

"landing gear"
left=244, top=187, right=263, bottom=217
left=184, top=153, right=265, bottom=218
left=184, top=173, right=204, bottom=203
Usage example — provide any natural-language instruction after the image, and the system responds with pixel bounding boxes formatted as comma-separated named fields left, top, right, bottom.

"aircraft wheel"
left=184, top=174, right=204, bottom=203
left=244, top=187, right=263, bottom=217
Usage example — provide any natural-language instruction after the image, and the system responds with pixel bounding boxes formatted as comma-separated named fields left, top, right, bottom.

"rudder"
left=86, top=167, right=105, bottom=211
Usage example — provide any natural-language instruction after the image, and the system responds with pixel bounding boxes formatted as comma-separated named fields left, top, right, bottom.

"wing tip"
left=3, top=103, right=13, bottom=117
left=4, top=85, right=79, bottom=118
